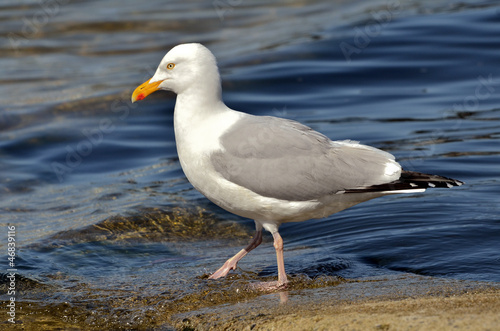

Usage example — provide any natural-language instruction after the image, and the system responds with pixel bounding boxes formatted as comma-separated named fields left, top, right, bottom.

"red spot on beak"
left=137, top=93, right=145, bottom=101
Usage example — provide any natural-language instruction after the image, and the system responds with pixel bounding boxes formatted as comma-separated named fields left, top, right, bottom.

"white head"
left=131, top=43, right=221, bottom=102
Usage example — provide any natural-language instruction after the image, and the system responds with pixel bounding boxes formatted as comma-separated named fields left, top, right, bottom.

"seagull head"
left=131, top=43, right=221, bottom=103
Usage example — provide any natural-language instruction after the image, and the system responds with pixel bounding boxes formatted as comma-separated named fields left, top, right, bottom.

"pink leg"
left=273, top=231, right=288, bottom=288
left=251, top=231, right=288, bottom=291
left=209, top=228, right=263, bottom=279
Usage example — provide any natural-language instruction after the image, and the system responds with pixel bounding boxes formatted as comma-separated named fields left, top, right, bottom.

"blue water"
left=1, top=0, right=499, bottom=328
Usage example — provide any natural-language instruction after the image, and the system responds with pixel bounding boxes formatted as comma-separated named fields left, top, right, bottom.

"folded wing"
left=210, top=115, right=403, bottom=201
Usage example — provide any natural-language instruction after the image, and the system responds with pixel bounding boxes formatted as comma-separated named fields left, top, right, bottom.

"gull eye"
left=166, top=63, right=175, bottom=70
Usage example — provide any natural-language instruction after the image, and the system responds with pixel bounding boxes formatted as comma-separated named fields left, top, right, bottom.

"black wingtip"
left=343, top=170, right=463, bottom=194
left=400, top=170, right=464, bottom=188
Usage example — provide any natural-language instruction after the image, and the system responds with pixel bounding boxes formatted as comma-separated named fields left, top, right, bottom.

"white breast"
left=173, top=104, right=241, bottom=193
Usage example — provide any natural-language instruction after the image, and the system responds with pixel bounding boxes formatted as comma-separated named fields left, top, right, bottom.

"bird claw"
left=248, top=280, right=288, bottom=292
left=208, top=260, right=237, bottom=279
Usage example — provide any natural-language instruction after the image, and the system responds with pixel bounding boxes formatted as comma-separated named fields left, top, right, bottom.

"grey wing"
left=210, top=115, right=400, bottom=201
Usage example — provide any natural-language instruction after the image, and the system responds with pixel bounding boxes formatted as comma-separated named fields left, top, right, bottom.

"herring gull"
left=131, top=43, right=463, bottom=290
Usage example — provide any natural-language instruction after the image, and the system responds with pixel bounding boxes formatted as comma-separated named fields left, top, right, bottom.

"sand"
left=173, top=274, right=500, bottom=331
left=250, top=289, right=500, bottom=330
left=4, top=273, right=499, bottom=330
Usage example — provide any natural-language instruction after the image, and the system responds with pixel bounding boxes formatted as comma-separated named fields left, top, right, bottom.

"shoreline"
left=3, top=274, right=499, bottom=330
left=173, top=274, right=500, bottom=330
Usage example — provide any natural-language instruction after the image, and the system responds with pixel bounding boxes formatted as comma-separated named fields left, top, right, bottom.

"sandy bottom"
left=173, top=274, right=500, bottom=331
left=246, top=289, right=500, bottom=331
left=4, top=273, right=499, bottom=330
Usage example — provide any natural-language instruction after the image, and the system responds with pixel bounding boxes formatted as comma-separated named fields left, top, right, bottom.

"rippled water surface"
left=1, top=0, right=499, bottom=329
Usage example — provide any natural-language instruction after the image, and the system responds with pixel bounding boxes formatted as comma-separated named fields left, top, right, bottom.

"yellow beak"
left=131, top=78, right=163, bottom=103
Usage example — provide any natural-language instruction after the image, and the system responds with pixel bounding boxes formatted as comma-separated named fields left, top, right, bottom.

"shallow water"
left=1, top=0, right=500, bottom=328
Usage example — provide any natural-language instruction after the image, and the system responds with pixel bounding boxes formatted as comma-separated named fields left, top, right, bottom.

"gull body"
left=132, top=43, right=463, bottom=289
